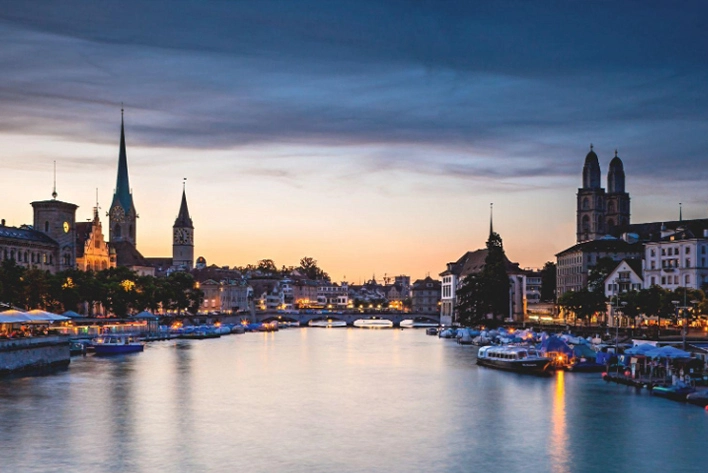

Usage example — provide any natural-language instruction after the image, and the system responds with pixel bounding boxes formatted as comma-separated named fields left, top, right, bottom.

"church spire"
left=112, top=106, right=134, bottom=213
left=174, top=179, right=193, bottom=229
left=489, top=202, right=494, bottom=237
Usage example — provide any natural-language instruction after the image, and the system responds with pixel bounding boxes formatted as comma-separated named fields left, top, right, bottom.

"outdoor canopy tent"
left=645, top=346, right=692, bottom=359
left=0, top=310, right=34, bottom=323
left=625, top=344, right=657, bottom=356
left=538, top=335, right=574, bottom=357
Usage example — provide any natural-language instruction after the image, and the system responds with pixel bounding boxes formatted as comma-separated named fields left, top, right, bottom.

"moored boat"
left=92, top=335, right=144, bottom=355
left=476, top=345, right=551, bottom=375
left=651, top=383, right=696, bottom=402
left=686, top=390, right=708, bottom=407
left=353, top=317, right=393, bottom=328
left=308, top=319, right=347, bottom=328
left=400, top=318, right=439, bottom=328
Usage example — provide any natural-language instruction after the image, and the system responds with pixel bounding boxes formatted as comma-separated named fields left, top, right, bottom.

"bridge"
left=256, top=312, right=440, bottom=327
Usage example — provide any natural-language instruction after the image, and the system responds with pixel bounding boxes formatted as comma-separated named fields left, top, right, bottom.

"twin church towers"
left=107, top=110, right=194, bottom=271
left=576, top=145, right=630, bottom=243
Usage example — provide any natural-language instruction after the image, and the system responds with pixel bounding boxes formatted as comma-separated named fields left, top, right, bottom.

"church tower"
left=108, top=109, right=138, bottom=246
left=31, top=173, right=78, bottom=272
left=172, top=182, right=194, bottom=270
left=576, top=145, right=606, bottom=242
left=605, top=150, right=630, bottom=233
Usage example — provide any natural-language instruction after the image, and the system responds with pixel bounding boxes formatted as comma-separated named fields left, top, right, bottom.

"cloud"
left=0, top=0, right=707, bottom=186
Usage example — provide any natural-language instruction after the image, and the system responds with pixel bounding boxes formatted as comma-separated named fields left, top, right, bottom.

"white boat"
left=400, top=318, right=439, bottom=328
left=353, top=318, right=393, bottom=328
left=477, top=345, right=551, bottom=374
left=308, top=319, right=347, bottom=328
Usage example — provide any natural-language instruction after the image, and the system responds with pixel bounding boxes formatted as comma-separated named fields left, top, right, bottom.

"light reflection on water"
left=1, top=329, right=707, bottom=473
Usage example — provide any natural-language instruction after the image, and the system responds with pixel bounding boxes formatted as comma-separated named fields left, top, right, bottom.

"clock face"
left=174, top=228, right=183, bottom=244
left=63, top=221, right=70, bottom=233
left=110, top=206, right=124, bottom=223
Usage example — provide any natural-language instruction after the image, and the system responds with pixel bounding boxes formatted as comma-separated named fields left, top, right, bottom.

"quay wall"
left=0, top=336, right=70, bottom=376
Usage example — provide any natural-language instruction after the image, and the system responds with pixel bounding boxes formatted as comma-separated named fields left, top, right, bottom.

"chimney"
left=0, top=219, right=4, bottom=226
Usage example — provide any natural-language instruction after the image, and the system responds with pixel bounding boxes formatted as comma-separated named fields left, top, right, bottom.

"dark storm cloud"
left=1, top=0, right=707, bottom=181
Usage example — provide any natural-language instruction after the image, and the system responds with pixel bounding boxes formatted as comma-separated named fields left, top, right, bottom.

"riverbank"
left=0, top=335, right=70, bottom=376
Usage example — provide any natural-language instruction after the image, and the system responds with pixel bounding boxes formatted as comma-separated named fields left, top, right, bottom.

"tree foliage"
left=455, top=231, right=510, bottom=327
left=0, top=262, right=204, bottom=317
left=540, top=261, right=556, bottom=302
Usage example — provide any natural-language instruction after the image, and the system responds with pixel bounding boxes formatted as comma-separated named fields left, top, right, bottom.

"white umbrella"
left=0, top=310, right=33, bottom=323
left=26, top=309, right=70, bottom=322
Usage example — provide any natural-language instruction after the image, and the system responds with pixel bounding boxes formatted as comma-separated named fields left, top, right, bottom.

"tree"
left=257, top=259, right=277, bottom=273
left=298, top=256, right=330, bottom=281
left=587, top=256, right=619, bottom=292
left=482, top=231, right=510, bottom=323
left=456, top=273, right=487, bottom=326
left=0, top=259, right=26, bottom=308
left=540, top=261, right=556, bottom=302
left=455, top=231, right=510, bottom=327
left=558, top=288, right=606, bottom=324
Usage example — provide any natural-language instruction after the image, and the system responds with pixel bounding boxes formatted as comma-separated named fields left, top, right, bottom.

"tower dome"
left=607, top=150, right=625, bottom=193
left=582, top=144, right=601, bottom=189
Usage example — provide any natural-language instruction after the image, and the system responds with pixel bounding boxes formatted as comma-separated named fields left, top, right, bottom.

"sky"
left=1, top=1, right=708, bottom=283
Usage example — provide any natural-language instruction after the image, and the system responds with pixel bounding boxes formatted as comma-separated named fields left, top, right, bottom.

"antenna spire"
left=679, top=202, right=683, bottom=222
left=52, top=161, right=58, bottom=199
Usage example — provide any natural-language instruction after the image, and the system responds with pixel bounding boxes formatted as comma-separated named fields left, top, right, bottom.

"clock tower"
left=172, top=183, right=194, bottom=270
left=108, top=109, right=138, bottom=246
left=32, top=194, right=78, bottom=272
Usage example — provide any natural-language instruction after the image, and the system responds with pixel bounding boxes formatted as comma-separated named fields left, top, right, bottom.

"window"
left=686, top=258, right=691, bottom=268
left=674, top=275, right=679, bottom=284
left=685, top=275, right=690, bottom=285
left=651, top=277, right=656, bottom=285
left=651, top=249, right=656, bottom=257
left=44, top=221, right=49, bottom=232
left=686, top=247, right=691, bottom=254
left=661, top=277, right=666, bottom=285
left=650, top=261, right=656, bottom=269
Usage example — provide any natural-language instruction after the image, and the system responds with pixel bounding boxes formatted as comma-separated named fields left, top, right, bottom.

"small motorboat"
left=92, top=335, right=144, bottom=355
left=476, top=345, right=551, bottom=375
left=426, top=327, right=439, bottom=336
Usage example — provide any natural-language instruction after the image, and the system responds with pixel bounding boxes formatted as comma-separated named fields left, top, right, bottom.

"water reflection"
left=1, top=331, right=708, bottom=473
left=549, top=370, right=569, bottom=473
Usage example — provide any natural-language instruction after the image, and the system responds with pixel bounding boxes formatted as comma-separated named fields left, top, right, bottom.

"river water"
left=1, top=328, right=706, bottom=473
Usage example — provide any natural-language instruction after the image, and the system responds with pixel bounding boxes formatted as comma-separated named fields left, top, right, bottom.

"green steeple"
left=111, top=108, right=134, bottom=213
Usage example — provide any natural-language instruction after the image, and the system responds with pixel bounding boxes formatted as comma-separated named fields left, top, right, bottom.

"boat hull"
left=308, top=320, right=347, bottom=328
left=353, top=319, right=393, bottom=328
left=476, top=357, right=551, bottom=375
left=651, top=386, right=696, bottom=402
left=93, top=344, right=144, bottom=355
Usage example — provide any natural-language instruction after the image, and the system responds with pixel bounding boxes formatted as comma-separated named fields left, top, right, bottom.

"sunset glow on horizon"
left=2, top=1, right=707, bottom=281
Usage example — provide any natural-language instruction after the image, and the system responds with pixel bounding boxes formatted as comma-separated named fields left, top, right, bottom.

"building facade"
left=75, top=207, right=115, bottom=272
left=411, top=277, right=441, bottom=315
left=643, top=225, right=708, bottom=291
left=556, top=239, right=643, bottom=295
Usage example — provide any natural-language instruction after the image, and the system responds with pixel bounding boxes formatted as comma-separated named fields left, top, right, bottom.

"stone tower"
left=576, top=145, right=606, bottom=242
left=605, top=150, right=630, bottom=233
left=172, top=183, right=194, bottom=270
left=108, top=109, right=138, bottom=246
left=32, top=190, right=78, bottom=272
